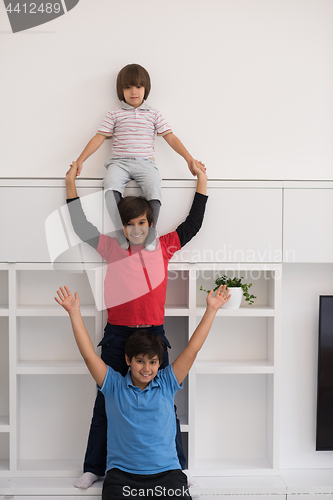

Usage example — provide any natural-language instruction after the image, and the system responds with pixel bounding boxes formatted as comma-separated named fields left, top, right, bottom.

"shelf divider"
left=196, top=306, right=274, bottom=317
left=16, top=360, right=89, bottom=375
left=195, top=360, right=274, bottom=374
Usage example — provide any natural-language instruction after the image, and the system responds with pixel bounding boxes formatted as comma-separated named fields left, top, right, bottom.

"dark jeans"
left=84, top=323, right=186, bottom=476
left=102, top=468, right=191, bottom=500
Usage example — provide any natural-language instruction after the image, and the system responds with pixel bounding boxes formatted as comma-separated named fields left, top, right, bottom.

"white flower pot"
left=222, top=287, right=243, bottom=309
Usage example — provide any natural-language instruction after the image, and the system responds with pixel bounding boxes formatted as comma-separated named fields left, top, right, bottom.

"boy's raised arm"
left=65, top=161, right=79, bottom=199
left=172, top=285, right=230, bottom=385
left=175, top=164, right=208, bottom=249
left=54, top=286, right=107, bottom=388
left=193, top=162, right=207, bottom=196
left=65, top=162, right=101, bottom=250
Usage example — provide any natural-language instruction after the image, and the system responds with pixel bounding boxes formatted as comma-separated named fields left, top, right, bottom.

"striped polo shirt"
left=97, top=101, right=172, bottom=158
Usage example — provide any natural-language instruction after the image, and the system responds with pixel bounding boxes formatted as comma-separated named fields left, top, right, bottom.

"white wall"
left=1, top=0, right=333, bottom=474
left=1, top=0, right=333, bottom=180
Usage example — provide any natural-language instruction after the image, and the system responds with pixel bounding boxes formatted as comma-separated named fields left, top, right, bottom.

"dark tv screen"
left=316, top=295, right=333, bottom=450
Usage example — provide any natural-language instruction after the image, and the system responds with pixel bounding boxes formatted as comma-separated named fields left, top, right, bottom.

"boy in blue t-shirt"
left=55, top=284, right=230, bottom=499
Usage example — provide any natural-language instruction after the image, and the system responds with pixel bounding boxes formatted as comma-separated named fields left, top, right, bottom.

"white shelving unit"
left=0, top=263, right=104, bottom=479
left=1, top=178, right=332, bottom=497
left=0, top=261, right=281, bottom=483
left=188, top=264, right=281, bottom=476
left=0, top=266, right=9, bottom=476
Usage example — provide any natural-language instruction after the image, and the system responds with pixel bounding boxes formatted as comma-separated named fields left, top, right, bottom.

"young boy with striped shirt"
left=74, top=63, right=204, bottom=249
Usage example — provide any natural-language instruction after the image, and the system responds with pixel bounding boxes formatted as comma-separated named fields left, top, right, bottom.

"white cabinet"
left=283, top=188, right=333, bottom=263
left=280, top=468, right=333, bottom=494
left=4, top=178, right=333, bottom=496
left=0, top=182, right=283, bottom=264
left=104, top=183, right=283, bottom=263
left=0, top=179, right=284, bottom=497
left=160, top=186, right=283, bottom=263
left=0, top=187, right=102, bottom=263
left=0, top=475, right=103, bottom=497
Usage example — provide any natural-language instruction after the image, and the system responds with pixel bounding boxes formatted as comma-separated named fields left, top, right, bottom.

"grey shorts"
left=104, top=157, right=162, bottom=203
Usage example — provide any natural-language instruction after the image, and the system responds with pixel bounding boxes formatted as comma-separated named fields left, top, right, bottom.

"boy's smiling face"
left=126, top=353, right=160, bottom=390
left=123, top=213, right=152, bottom=245
left=123, top=85, right=145, bottom=108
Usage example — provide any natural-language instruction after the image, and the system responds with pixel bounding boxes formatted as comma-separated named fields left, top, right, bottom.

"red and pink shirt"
left=97, top=231, right=181, bottom=326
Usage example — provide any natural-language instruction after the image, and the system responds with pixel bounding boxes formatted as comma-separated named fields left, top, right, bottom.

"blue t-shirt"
left=100, top=364, right=183, bottom=474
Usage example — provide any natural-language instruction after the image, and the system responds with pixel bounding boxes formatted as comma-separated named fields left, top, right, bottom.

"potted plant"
left=200, top=275, right=256, bottom=309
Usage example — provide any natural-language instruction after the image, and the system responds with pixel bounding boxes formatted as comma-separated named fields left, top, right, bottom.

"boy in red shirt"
left=65, top=160, right=207, bottom=488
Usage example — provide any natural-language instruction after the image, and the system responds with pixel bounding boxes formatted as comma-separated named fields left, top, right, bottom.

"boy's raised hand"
left=193, top=160, right=207, bottom=195
left=76, top=160, right=83, bottom=176
left=66, top=161, right=79, bottom=180
left=191, top=160, right=207, bottom=177
left=54, top=286, right=80, bottom=314
left=189, top=159, right=206, bottom=176
left=65, top=162, right=79, bottom=198
left=54, top=287, right=107, bottom=387
left=207, top=285, right=231, bottom=311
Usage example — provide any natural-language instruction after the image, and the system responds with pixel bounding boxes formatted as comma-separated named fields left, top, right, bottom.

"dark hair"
left=116, top=64, right=151, bottom=102
left=125, top=330, right=165, bottom=364
left=117, top=196, right=154, bottom=227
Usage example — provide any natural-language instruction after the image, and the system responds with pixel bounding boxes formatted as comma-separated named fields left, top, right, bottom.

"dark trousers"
left=102, top=468, right=191, bottom=500
left=83, top=323, right=186, bottom=476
